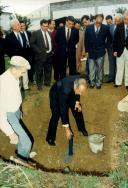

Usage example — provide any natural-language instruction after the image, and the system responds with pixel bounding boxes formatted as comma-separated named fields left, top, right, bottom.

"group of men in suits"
left=105, top=14, right=123, bottom=84
left=5, top=20, right=33, bottom=90
left=30, top=16, right=80, bottom=90
left=0, top=26, right=5, bottom=75
left=113, top=12, right=128, bottom=89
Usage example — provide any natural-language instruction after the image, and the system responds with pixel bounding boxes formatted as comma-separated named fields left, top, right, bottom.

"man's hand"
left=65, top=127, right=72, bottom=140
left=85, top=52, right=89, bottom=58
left=113, top=52, right=117, bottom=57
left=9, top=133, right=19, bottom=145
left=75, top=101, right=82, bottom=112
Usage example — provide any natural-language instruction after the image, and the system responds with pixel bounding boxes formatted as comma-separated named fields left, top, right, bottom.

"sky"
left=1, top=0, right=70, bottom=15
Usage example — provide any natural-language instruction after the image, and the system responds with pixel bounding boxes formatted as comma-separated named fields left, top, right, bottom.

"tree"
left=116, top=7, right=127, bottom=15
left=0, top=6, right=6, bottom=16
left=10, top=14, right=32, bottom=29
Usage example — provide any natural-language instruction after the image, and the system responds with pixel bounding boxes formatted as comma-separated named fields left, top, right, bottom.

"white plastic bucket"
left=88, top=134, right=105, bottom=154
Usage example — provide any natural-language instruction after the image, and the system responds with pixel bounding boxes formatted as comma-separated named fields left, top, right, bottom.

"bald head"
left=11, top=19, right=21, bottom=32
left=124, top=11, right=128, bottom=26
left=114, top=14, right=123, bottom=25
left=74, top=78, right=87, bottom=95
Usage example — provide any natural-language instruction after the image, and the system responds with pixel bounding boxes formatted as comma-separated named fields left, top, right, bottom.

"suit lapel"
left=68, top=28, right=73, bottom=42
left=12, top=32, right=22, bottom=47
left=98, top=24, right=103, bottom=35
left=39, top=29, right=46, bottom=47
left=63, top=27, right=67, bottom=42
left=92, top=24, right=97, bottom=39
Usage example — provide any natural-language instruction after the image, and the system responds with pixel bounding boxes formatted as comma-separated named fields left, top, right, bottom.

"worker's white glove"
left=9, top=133, right=19, bottom=145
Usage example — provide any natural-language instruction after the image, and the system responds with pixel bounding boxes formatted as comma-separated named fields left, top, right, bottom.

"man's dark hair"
left=106, top=15, right=113, bottom=20
left=81, top=15, right=90, bottom=22
left=40, top=19, right=48, bottom=25
left=20, top=21, right=25, bottom=25
left=95, top=14, right=104, bottom=20
left=66, top=16, right=75, bottom=23
left=75, top=19, right=81, bottom=25
left=48, top=19, right=55, bottom=25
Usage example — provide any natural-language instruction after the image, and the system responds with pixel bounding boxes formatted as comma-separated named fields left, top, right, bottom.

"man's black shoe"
left=107, top=80, right=113, bottom=83
left=114, top=85, right=119, bottom=87
left=25, top=88, right=31, bottom=91
left=46, top=139, right=56, bottom=146
left=126, top=86, right=128, bottom=90
left=96, top=86, right=101, bottom=89
left=89, top=85, right=95, bottom=89
left=82, top=131, right=88, bottom=136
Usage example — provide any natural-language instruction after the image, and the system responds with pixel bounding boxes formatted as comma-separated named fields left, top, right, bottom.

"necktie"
left=21, top=32, right=27, bottom=48
left=17, top=33, right=22, bottom=47
left=126, top=26, right=128, bottom=39
left=126, top=26, right=128, bottom=49
left=67, top=28, right=70, bottom=41
left=44, top=32, right=49, bottom=50
left=95, top=27, right=99, bottom=37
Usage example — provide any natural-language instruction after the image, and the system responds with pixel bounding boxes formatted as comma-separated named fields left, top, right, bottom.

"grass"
left=0, top=159, right=101, bottom=188
left=109, top=114, right=128, bottom=188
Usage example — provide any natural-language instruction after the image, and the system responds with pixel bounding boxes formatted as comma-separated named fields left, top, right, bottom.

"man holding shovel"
left=46, top=75, right=88, bottom=146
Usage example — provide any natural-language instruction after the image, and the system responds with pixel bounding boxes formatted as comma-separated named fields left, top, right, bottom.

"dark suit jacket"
left=20, top=30, right=32, bottom=61
left=21, top=30, right=31, bottom=48
left=113, top=23, right=126, bottom=57
left=85, top=24, right=111, bottom=59
left=55, top=26, right=79, bottom=58
left=5, top=32, right=24, bottom=58
left=30, top=29, right=52, bottom=63
left=54, top=75, right=80, bottom=124
left=0, top=38, right=5, bottom=74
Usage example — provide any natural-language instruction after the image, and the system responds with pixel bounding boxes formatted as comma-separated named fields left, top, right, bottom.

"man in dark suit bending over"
left=46, top=75, right=88, bottom=146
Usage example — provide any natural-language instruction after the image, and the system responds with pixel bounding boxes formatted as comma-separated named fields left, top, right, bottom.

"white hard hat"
left=10, top=56, right=31, bottom=70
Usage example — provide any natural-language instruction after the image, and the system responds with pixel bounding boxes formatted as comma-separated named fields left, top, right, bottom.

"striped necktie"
left=17, top=33, right=23, bottom=47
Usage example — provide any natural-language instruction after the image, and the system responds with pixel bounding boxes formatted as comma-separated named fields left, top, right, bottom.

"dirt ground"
left=0, top=83, right=127, bottom=173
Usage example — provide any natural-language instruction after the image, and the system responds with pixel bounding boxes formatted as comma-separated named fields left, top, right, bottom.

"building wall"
left=50, top=0, right=128, bottom=19
left=27, top=4, right=50, bottom=30
left=0, top=13, right=12, bottom=31
left=27, top=0, right=128, bottom=30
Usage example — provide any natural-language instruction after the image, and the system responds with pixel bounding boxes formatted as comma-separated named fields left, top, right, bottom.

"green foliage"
left=116, top=7, right=127, bottom=14
left=79, top=176, right=100, bottom=188
left=0, top=160, right=45, bottom=188
left=109, top=169, right=126, bottom=187
left=119, top=142, right=128, bottom=164
left=66, top=175, right=100, bottom=188
left=109, top=114, right=128, bottom=188
left=0, top=6, right=6, bottom=16
left=119, top=179, right=128, bottom=188
left=10, top=14, right=31, bottom=29
left=116, top=114, right=128, bottom=132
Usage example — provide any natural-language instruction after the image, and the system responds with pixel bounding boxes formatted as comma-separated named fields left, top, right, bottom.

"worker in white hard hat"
left=118, top=95, right=128, bottom=112
left=0, top=56, right=36, bottom=163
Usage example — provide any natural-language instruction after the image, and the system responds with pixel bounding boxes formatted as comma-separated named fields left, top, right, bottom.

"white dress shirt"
left=65, top=26, right=71, bottom=39
left=125, top=24, right=128, bottom=39
left=21, top=31, right=30, bottom=47
left=13, top=31, right=23, bottom=47
left=41, top=29, right=52, bottom=53
left=94, top=25, right=101, bottom=32
left=0, top=70, right=22, bottom=136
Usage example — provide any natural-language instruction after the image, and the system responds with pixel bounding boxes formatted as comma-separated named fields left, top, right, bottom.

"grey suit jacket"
left=30, top=29, right=52, bottom=63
